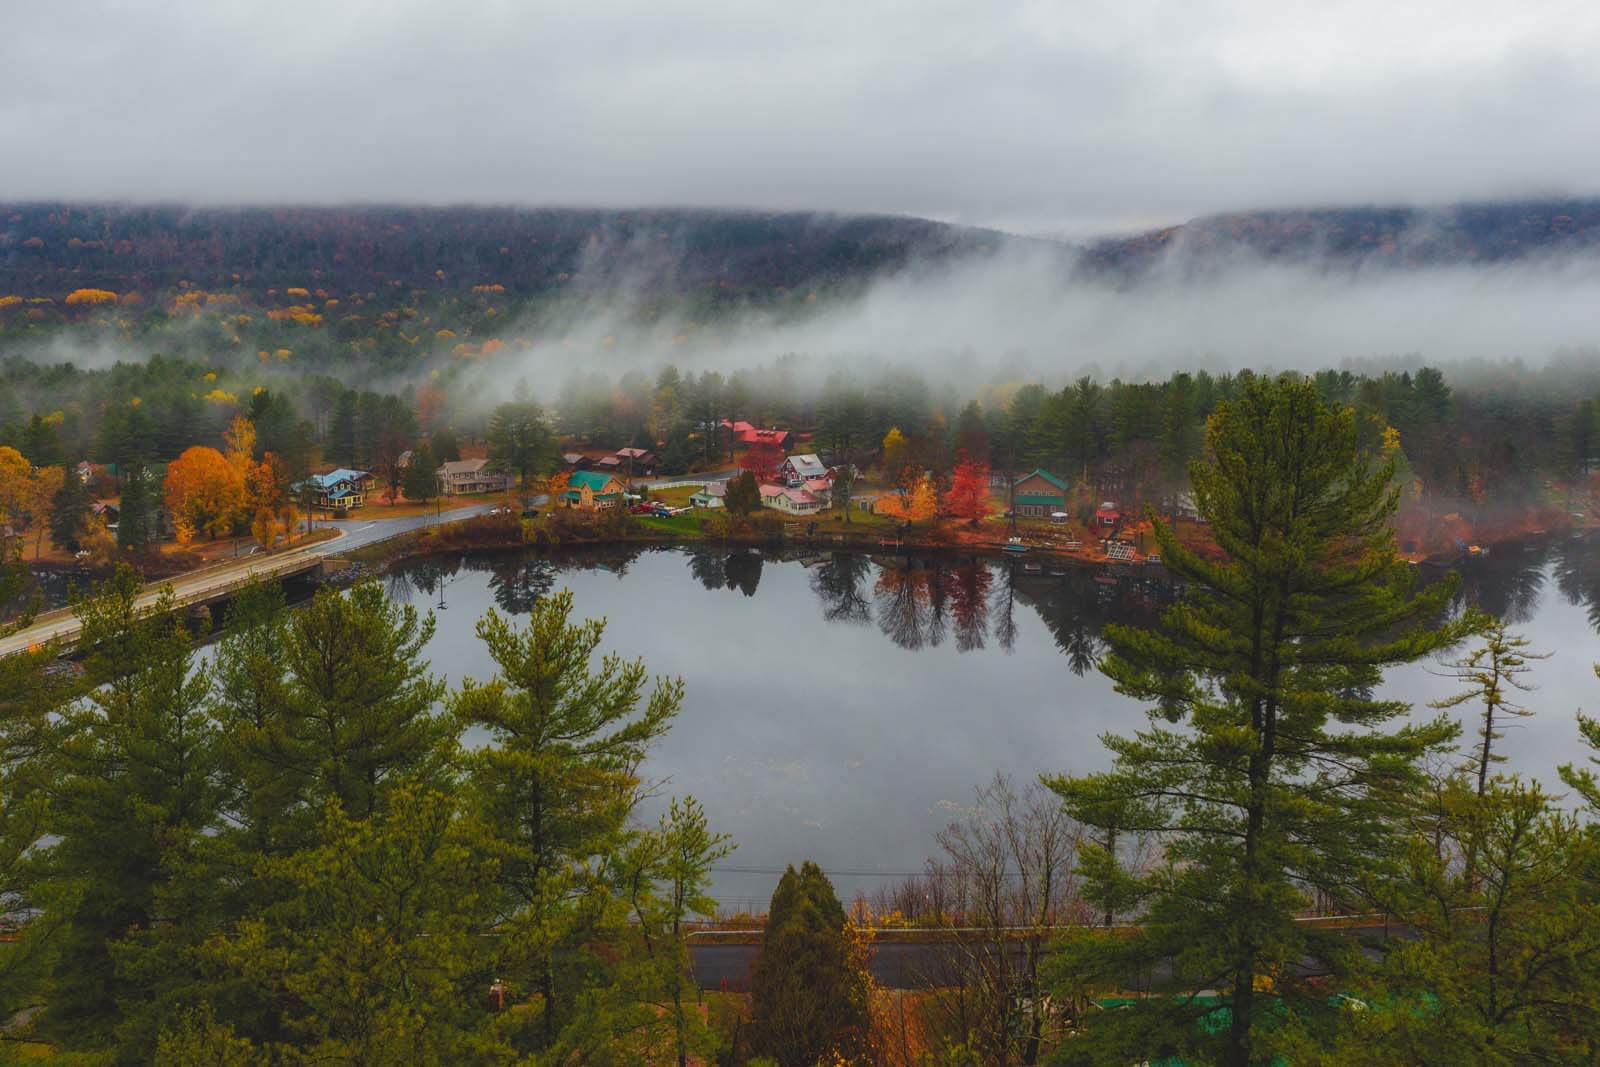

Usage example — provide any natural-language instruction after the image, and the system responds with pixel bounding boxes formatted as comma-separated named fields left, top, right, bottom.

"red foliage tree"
left=740, top=441, right=787, bottom=483
left=944, top=453, right=992, bottom=521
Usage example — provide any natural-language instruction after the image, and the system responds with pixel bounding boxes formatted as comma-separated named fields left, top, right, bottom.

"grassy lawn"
left=645, top=485, right=699, bottom=508
left=636, top=512, right=712, bottom=536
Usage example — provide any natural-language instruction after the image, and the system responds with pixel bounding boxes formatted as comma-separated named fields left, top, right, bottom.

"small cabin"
left=1010, top=469, right=1070, bottom=519
left=690, top=482, right=727, bottom=509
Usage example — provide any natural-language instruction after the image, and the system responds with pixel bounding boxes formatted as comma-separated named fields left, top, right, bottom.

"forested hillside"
left=0, top=204, right=1008, bottom=300
left=1084, top=199, right=1600, bottom=276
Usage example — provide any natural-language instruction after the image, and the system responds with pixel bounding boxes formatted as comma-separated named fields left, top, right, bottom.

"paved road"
left=690, top=924, right=1409, bottom=991
left=0, top=504, right=497, bottom=658
left=690, top=941, right=1004, bottom=992
left=318, top=502, right=496, bottom=551
left=637, top=468, right=737, bottom=488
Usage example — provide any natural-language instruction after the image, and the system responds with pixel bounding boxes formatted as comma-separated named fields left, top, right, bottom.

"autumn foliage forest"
left=2, top=202, right=1600, bottom=568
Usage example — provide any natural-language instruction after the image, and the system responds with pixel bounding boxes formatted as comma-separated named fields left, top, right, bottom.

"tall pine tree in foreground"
left=1048, top=375, right=1476, bottom=1066
left=41, top=569, right=220, bottom=1055
left=452, top=588, right=680, bottom=1055
left=749, top=861, right=871, bottom=1067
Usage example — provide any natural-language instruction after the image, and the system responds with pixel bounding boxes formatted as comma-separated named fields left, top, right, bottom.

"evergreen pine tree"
left=749, top=861, right=871, bottom=1066
left=278, top=581, right=449, bottom=820
left=486, top=400, right=554, bottom=489
left=49, top=466, right=92, bottom=551
left=210, top=582, right=301, bottom=857
left=725, top=470, right=760, bottom=517
left=201, top=783, right=498, bottom=1063
left=401, top=442, right=440, bottom=506
left=329, top=390, right=358, bottom=469
left=1279, top=778, right=1600, bottom=1064
left=0, top=563, right=69, bottom=1023
left=40, top=569, right=220, bottom=1055
left=452, top=589, right=680, bottom=1051
left=1430, top=619, right=1550, bottom=800
left=115, top=465, right=157, bottom=551
left=1048, top=376, right=1476, bottom=1066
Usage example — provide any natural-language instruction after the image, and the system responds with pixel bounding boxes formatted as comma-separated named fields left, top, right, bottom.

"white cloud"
left=1, top=1, right=1596, bottom=231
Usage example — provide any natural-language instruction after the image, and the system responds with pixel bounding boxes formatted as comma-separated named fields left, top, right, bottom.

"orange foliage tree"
left=164, top=446, right=244, bottom=543
left=877, top=469, right=939, bottom=523
left=64, top=288, right=118, bottom=307
left=944, top=453, right=992, bottom=521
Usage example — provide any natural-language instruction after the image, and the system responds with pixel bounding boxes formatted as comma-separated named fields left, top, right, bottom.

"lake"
left=379, top=535, right=1600, bottom=911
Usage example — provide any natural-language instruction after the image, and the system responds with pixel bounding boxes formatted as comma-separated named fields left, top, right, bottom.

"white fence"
left=646, top=478, right=726, bottom=491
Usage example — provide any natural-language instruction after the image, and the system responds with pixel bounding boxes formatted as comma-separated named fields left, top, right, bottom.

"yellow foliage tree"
left=80, top=514, right=117, bottom=565
left=251, top=507, right=280, bottom=550
left=28, top=466, right=64, bottom=559
left=881, top=427, right=909, bottom=478
left=906, top=472, right=939, bottom=523
left=64, top=288, right=118, bottom=307
left=0, top=446, right=32, bottom=558
left=224, top=416, right=256, bottom=469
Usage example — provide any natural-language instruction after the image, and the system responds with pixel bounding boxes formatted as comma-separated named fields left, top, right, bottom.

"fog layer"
left=489, top=246, right=1600, bottom=388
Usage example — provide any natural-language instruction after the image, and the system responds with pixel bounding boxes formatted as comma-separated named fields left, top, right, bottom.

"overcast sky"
left=3, top=0, right=1597, bottom=235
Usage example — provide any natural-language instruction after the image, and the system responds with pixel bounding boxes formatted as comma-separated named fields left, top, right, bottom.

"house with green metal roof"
left=1010, top=468, right=1070, bottom=519
left=560, top=469, right=626, bottom=510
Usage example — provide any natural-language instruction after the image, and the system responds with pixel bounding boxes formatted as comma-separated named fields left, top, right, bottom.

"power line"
left=710, top=865, right=1027, bottom=879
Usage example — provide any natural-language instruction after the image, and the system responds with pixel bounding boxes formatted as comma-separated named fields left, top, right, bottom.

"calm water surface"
left=386, top=538, right=1600, bottom=910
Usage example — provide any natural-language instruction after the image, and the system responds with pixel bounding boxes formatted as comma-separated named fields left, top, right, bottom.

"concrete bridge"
left=0, top=504, right=495, bottom=658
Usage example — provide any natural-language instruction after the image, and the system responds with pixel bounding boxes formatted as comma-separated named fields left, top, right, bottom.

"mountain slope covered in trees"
left=0, top=205, right=1014, bottom=300
left=6, top=198, right=1600, bottom=306
left=1083, top=199, right=1600, bottom=276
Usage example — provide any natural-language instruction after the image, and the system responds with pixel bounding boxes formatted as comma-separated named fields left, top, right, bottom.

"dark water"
left=382, top=535, right=1600, bottom=911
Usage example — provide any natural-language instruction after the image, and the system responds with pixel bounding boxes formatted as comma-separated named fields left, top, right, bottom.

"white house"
left=760, top=483, right=827, bottom=515
left=780, top=453, right=829, bottom=487
left=690, top=482, right=727, bottom=508
left=437, top=458, right=515, bottom=496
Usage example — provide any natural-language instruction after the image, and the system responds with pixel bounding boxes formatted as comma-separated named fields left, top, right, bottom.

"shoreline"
left=339, top=509, right=1599, bottom=578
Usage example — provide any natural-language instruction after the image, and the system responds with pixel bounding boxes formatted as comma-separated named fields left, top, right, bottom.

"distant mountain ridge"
left=0, top=204, right=1007, bottom=300
left=2, top=199, right=1598, bottom=301
left=1080, top=199, right=1600, bottom=276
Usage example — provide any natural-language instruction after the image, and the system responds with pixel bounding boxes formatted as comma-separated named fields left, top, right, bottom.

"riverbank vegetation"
left=3, top=377, right=1600, bottom=1062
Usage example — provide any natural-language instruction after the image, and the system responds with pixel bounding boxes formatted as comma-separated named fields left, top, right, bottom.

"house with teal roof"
left=299, top=468, right=374, bottom=511
left=560, top=469, right=626, bottom=511
left=1010, top=468, right=1070, bottom=519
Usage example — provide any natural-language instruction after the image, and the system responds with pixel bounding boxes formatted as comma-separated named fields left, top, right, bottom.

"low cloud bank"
left=490, top=243, right=1600, bottom=392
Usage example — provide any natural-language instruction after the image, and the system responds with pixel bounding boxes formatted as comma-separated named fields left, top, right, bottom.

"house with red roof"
left=1094, top=500, right=1123, bottom=528
left=720, top=419, right=791, bottom=450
